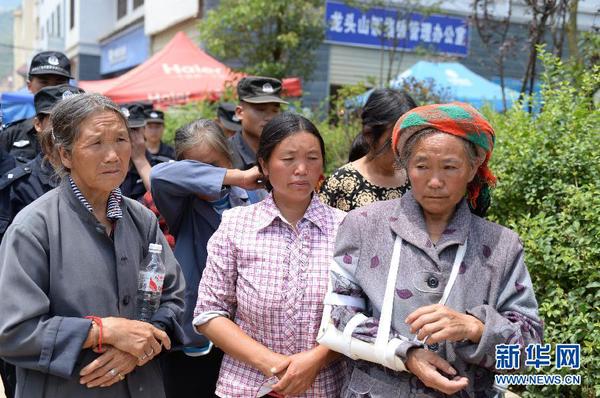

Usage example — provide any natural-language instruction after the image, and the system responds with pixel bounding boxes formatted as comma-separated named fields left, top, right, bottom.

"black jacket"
left=0, top=118, right=39, bottom=165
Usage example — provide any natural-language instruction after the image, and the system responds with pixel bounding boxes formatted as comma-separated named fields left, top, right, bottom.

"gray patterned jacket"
left=329, top=191, right=543, bottom=398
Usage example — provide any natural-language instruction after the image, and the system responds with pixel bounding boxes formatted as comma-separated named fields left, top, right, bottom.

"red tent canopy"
left=80, top=32, right=302, bottom=105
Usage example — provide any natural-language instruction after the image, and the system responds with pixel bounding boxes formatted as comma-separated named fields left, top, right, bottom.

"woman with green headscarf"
left=318, top=102, right=543, bottom=397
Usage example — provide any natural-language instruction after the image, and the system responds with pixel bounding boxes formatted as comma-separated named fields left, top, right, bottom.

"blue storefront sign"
left=100, top=25, right=149, bottom=75
left=325, top=1, right=469, bottom=57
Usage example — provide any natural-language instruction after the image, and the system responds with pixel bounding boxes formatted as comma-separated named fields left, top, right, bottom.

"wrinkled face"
left=182, top=142, right=232, bottom=169
left=144, top=121, right=164, bottom=144
left=27, top=74, right=69, bottom=94
left=407, top=133, right=478, bottom=218
left=236, top=102, right=281, bottom=139
left=59, top=111, right=131, bottom=196
left=259, top=131, right=323, bottom=204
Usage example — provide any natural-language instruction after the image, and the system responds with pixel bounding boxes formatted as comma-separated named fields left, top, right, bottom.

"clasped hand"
left=403, top=304, right=484, bottom=395
left=262, top=348, right=326, bottom=396
left=80, top=317, right=171, bottom=388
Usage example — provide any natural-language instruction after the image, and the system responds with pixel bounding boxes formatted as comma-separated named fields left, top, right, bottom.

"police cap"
left=34, top=84, right=85, bottom=115
left=144, top=109, right=164, bottom=124
left=29, top=51, right=72, bottom=78
left=122, top=104, right=146, bottom=128
left=237, top=76, right=288, bottom=105
left=217, top=102, right=242, bottom=132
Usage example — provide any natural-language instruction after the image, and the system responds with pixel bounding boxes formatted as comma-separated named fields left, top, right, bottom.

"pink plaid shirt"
left=194, top=193, right=347, bottom=397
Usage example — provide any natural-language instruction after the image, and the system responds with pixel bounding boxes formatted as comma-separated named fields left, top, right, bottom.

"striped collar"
left=68, top=176, right=123, bottom=220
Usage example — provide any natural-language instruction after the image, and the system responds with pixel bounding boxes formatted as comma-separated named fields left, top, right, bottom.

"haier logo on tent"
left=162, top=64, right=222, bottom=76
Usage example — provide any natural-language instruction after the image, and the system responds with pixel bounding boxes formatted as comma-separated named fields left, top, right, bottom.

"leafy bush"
left=163, top=101, right=218, bottom=145
left=486, top=50, right=600, bottom=398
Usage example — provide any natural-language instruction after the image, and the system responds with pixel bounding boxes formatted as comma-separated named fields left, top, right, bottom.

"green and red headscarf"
left=392, top=102, right=496, bottom=216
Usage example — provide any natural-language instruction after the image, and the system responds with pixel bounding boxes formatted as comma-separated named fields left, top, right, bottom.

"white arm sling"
left=318, top=235, right=468, bottom=372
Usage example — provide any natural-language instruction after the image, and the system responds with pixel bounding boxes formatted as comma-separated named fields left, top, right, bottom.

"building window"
left=57, top=5, right=61, bottom=37
left=46, top=19, right=50, bottom=37
left=70, top=0, right=75, bottom=29
left=133, top=0, right=144, bottom=9
left=117, top=0, right=127, bottom=19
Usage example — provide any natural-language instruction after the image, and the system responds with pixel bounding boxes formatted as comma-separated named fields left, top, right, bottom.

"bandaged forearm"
left=318, top=308, right=420, bottom=372
left=319, top=272, right=418, bottom=371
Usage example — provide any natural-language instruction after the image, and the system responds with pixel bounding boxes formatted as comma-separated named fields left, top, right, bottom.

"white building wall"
left=144, top=0, right=199, bottom=36
left=35, top=0, right=66, bottom=51
left=66, top=0, right=114, bottom=57
left=386, top=0, right=598, bottom=30
left=12, top=0, right=37, bottom=88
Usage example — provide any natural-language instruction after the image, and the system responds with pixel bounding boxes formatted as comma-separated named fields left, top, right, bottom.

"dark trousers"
left=0, top=359, right=16, bottom=398
left=160, top=347, right=223, bottom=398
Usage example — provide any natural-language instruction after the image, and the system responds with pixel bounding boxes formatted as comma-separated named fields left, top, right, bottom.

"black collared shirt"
left=121, top=142, right=176, bottom=200
left=0, top=149, right=16, bottom=242
left=0, top=118, right=40, bottom=165
left=229, top=131, right=256, bottom=170
left=8, top=154, right=60, bottom=220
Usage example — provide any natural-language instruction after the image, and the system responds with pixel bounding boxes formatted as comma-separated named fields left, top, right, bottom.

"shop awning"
left=80, top=31, right=302, bottom=105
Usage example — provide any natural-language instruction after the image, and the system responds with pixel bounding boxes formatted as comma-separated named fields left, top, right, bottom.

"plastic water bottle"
left=136, top=243, right=165, bottom=322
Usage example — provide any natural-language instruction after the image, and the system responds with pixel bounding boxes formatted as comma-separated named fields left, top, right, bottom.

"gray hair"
left=42, top=93, right=128, bottom=177
left=398, top=128, right=481, bottom=170
left=174, top=119, right=232, bottom=163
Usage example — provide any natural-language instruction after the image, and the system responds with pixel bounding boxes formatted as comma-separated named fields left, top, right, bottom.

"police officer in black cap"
left=120, top=104, right=152, bottom=200
left=230, top=76, right=287, bottom=170
left=0, top=51, right=71, bottom=165
left=144, top=109, right=176, bottom=160
left=120, top=103, right=175, bottom=201
left=4, top=85, right=85, bottom=225
left=215, top=102, right=242, bottom=138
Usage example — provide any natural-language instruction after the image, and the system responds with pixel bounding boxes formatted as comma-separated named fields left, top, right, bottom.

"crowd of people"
left=0, top=50, right=543, bottom=398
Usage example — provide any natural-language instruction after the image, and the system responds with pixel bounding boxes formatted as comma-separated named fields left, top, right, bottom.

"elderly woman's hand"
left=406, top=348, right=469, bottom=395
left=79, top=346, right=137, bottom=388
left=102, top=317, right=171, bottom=364
left=405, top=304, right=484, bottom=345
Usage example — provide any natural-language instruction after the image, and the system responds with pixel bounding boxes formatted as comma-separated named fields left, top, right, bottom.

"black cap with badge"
left=144, top=109, right=164, bottom=124
left=217, top=102, right=242, bottom=132
left=121, top=104, right=147, bottom=128
left=34, top=84, right=85, bottom=115
left=29, top=51, right=72, bottom=78
left=237, top=76, right=288, bottom=104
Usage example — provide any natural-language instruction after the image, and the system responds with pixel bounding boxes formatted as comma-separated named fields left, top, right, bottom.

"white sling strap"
left=440, top=238, right=468, bottom=306
left=317, top=234, right=468, bottom=372
left=373, top=236, right=403, bottom=363
left=376, top=236, right=468, bottom=361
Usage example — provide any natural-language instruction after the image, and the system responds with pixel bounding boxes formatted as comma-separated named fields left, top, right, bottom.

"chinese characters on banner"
left=325, top=1, right=469, bottom=57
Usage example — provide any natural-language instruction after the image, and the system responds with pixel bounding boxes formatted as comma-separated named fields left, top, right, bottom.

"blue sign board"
left=325, top=1, right=469, bottom=57
left=100, top=25, right=149, bottom=75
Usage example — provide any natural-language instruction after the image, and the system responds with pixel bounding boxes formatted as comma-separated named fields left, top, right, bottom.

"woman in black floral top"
left=319, top=89, right=416, bottom=211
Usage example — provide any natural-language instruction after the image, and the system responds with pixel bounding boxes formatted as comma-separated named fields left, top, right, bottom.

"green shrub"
left=163, top=101, right=218, bottom=145
left=487, top=50, right=600, bottom=397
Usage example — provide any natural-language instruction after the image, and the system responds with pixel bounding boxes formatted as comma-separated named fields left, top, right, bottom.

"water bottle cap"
left=149, top=243, right=162, bottom=253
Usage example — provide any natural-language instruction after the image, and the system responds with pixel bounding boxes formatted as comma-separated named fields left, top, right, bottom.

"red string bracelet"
left=84, top=316, right=103, bottom=352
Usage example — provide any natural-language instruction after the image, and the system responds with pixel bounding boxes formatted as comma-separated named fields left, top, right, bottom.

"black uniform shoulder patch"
left=0, top=164, right=33, bottom=190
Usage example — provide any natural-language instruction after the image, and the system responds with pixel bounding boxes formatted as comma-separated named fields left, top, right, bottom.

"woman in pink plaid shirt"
left=194, top=113, right=347, bottom=397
